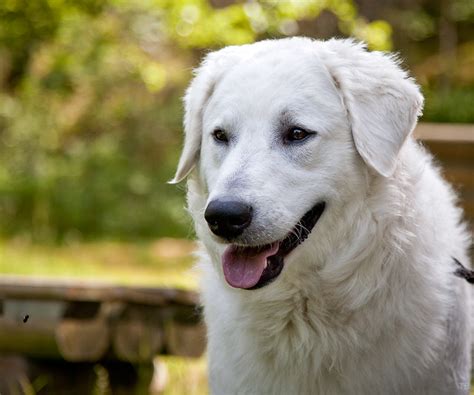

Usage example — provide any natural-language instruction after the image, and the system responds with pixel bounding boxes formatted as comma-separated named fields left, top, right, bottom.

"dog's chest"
left=205, top=288, right=354, bottom=392
left=204, top=276, right=453, bottom=395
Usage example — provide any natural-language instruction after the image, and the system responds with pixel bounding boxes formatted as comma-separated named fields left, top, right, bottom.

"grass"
left=159, top=356, right=208, bottom=395
left=0, top=237, right=199, bottom=289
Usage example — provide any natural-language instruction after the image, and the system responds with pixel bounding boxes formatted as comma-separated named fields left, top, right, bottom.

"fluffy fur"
left=172, top=37, right=472, bottom=394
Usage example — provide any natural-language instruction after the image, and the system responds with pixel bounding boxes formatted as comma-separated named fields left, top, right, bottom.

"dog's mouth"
left=222, top=202, right=326, bottom=290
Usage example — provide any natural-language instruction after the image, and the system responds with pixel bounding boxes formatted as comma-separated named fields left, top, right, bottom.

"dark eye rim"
left=212, top=128, right=229, bottom=143
left=283, top=126, right=317, bottom=144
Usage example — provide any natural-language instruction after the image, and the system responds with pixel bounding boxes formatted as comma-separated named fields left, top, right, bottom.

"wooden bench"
left=0, top=277, right=205, bottom=393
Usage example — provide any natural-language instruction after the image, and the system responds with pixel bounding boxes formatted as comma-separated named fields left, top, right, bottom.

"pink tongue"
left=222, top=243, right=279, bottom=289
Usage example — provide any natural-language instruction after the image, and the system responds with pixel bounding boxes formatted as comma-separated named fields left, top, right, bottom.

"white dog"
left=171, top=37, right=472, bottom=394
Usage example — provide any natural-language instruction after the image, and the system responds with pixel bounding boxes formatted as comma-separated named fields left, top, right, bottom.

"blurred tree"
left=0, top=0, right=106, bottom=90
left=355, top=0, right=474, bottom=122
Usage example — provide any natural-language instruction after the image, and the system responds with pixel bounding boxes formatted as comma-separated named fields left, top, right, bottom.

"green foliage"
left=0, top=0, right=394, bottom=241
left=0, top=0, right=106, bottom=88
left=0, top=2, right=192, bottom=241
left=115, top=0, right=392, bottom=50
left=1, top=0, right=471, bottom=242
left=423, top=87, right=474, bottom=123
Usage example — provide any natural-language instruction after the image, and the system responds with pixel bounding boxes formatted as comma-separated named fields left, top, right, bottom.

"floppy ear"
left=318, top=39, right=424, bottom=177
left=169, top=49, right=236, bottom=184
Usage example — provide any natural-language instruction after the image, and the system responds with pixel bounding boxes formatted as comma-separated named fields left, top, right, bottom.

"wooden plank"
left=442, top=166, right=474, bottom=187
left=423, top=141, right=474, bottom=162
left=55, top=318, right=110, bottom=362
left=3, top=299, right=65, bottom=324
left=164, top=321, right=206, bottom=357
left=415, top=123, right=474, bottom=142
left=0, top=318, right=60, bottom=358
left=113, top=320, right=163, bottom=363
left=0, top=277, right=199, bottom=306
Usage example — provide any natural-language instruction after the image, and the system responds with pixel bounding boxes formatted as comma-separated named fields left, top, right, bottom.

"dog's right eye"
left=212, top=129, right=229, bottom=143
left=284, top=127, right=315, bottom=144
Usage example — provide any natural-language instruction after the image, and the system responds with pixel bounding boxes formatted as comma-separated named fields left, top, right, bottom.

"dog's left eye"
left=284, top=127, right=314, bottom=143
left=212, top=129, right=229, bottom=143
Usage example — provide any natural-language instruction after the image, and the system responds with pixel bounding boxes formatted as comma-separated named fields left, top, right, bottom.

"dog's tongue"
left=222, top=242, right=279, bottom=289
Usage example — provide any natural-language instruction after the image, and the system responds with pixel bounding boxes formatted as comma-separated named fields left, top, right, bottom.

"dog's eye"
left=284, top=127, right=313, bottom=143
left=213, top=129, right=228, bottom=143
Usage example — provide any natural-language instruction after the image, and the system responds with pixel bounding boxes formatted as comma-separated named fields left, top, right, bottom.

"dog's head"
left=171, top=38, right=423, bottom=290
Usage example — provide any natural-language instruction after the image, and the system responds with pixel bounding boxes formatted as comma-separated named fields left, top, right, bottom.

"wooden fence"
left=415, top=123, right=474, bottom=228
left=0, top=278, right=205, bottom=394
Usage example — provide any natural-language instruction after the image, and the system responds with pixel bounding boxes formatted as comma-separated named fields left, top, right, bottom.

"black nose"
left=204, top=200, right=253, bottom=239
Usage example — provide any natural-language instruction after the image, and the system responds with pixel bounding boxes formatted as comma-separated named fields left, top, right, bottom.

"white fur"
left=173, top=38, right=472, bottom=394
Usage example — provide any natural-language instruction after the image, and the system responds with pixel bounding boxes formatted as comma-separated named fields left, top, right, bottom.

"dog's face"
left=201, top=50, right=355, bottom=244
left=172, top=38, right=423, bottom=290
left=197, top=51, right=361, bottom=289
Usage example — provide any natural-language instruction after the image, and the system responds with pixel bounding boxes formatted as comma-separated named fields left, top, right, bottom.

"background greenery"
left=1, top=0, right=472, bottom=243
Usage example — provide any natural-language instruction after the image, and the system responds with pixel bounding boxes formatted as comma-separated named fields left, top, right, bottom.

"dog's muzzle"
left=208, top=201, right=326, bottom=290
